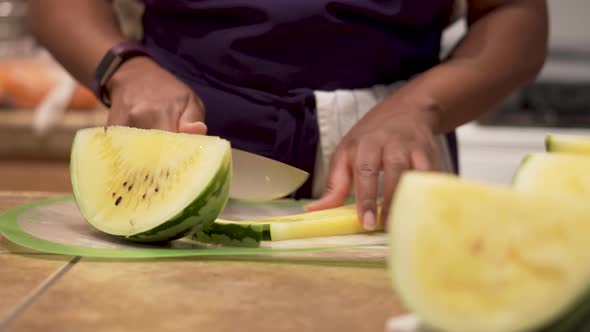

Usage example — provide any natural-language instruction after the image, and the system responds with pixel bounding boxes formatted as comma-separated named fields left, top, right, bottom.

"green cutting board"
left=0, top=196, right=387, bottom=265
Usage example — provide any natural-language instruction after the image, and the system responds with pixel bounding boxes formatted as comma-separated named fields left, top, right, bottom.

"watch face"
left=98, top=52, right=123, bottom=86
left=92, top=51, right=119, bottom=107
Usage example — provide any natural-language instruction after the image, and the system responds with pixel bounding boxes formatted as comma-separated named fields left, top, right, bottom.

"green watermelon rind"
left=545, top=134, right=571, bottom=153
left=535, top=288, right=590, bottom=332
left=194, top=221, right=269, bottom=247
left=510, top=153, right=534, bottom=186
left=126, top=149, right=232, bottom=242
left=545, top=135, right=554, bottom=152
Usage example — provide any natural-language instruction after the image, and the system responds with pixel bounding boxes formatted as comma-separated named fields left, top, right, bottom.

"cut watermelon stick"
left=195, top=204, right=384, bottom=246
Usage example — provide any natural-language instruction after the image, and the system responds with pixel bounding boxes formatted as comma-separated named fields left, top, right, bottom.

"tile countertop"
left=0, top=191, right=403, bottom=332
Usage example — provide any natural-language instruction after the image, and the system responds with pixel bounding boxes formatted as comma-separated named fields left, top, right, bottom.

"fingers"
left=354, top=142, right=382, bottom=231
left=106, top=103, right=129, bottom=126
left=178, top=94, right=207, bottom=135
left=102, top=57, right=208, bottom=134
left=179, top=122, right=208, bottom=135
left=178, top=94, right=205, bottom=123
left=305, top=138, right=443, bottom=233
left=411, top=138, right=442, bottom=172
left=380, top=145, right=411, bottom=230
left=107, top=92, right=208, bottom=135
left=128, top=103, right=178, bottom=131
left=304, top=149, right=351, bottom=212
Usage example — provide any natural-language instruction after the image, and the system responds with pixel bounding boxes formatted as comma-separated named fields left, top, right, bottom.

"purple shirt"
left=139, top=0, right=456, bottom=197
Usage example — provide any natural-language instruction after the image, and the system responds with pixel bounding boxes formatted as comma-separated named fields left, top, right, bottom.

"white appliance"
left=456, top=124, right=590, bottom=185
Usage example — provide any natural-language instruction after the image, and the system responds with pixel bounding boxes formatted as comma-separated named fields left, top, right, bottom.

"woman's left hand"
left=305, top=94, right=443, bottom=231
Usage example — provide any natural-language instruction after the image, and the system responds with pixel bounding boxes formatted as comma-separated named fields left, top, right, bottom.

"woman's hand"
left=305, top=0, right=548, bottom=231
left=106, top=57, right=207, bottom=135
left=305, top=94, right=443, bottom=231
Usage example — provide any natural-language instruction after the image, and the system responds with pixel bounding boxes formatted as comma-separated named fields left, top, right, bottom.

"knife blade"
left=230, top=148, right=309, bottom=201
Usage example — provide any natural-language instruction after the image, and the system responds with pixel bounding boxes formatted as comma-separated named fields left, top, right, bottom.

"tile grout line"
left=0, top=256, right=81, bottom=331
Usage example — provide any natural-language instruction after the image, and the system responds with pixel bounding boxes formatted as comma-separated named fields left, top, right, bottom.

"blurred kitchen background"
left=0, top=0, right=143, bottom=192
left=444, top=0, right=590, bottom=184
left=0, top=0, right=588, bottom=192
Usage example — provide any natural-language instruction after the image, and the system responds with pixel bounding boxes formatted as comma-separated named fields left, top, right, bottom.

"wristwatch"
left=91, top=41, right=151, bottom=108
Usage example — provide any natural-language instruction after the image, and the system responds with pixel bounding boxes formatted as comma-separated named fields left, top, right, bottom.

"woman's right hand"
left=105, top=57, right=207, bottom=135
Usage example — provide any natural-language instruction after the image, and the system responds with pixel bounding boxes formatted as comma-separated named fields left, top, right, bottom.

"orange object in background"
left=0, top=58, right=99, bottom=110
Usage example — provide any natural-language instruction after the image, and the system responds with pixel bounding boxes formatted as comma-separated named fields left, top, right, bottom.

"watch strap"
left=91, top=42, right=150, bottom=108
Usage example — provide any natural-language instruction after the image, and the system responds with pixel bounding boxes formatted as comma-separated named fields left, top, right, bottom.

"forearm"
left=27, top=0, right=127, bottom=87
left=392, top=0, right=548, bottom=134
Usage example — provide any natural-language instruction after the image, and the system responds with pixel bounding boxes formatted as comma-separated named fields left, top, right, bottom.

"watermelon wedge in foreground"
left=70, top=126, right=232, bottom=242
left=513, top=153, right=590, bottom=198
left=546, top=134, right=590, bottom=154
left=388, top=171, right=590, bottom=332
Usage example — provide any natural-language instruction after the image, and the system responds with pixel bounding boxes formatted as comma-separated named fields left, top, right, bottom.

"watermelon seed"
left=142, top=193, right=146, bottom=199
left=470, top=238, right=484, bottom=255
left=155, top=187, right=159, bottom=193
left=112, top=192, right=116, bottom=197
left=128, top=184, right=133, bottom=191
left=115, top=196, right=122, bottom=206
left=123, top=181, right=127, bottom=187
left=144, top=175, right=148, bottom=182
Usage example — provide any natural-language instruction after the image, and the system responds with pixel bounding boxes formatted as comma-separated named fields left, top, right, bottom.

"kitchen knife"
left=230, top=148, right=309, bottom=201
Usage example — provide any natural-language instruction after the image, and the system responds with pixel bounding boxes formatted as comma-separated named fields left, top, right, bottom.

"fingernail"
left=303, top=202, right=317, bottom=212
left=363, top=210, right=376, bottom=231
